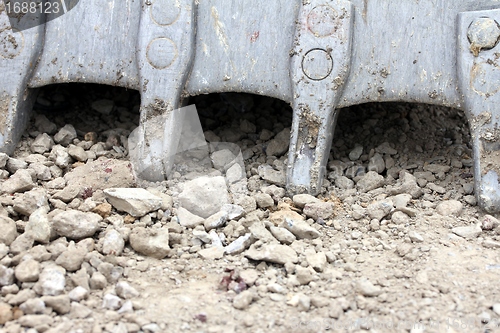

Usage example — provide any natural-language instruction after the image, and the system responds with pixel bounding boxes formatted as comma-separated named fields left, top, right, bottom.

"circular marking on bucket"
left=0, top=28, right=24, bottom=59
left=307, top=5, right=339, bottom=37
left=470, top=60, right=500, bottom=96
left=467, top=17, right=500, bottom=56
left=146, top=37, right=178, bottom=69
left=151, top=0, right=181, bottom=26
left=302, top=48, right=333, bottom=81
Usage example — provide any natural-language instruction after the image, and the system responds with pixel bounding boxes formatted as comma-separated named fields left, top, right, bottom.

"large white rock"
left=178, top=176, right=230, bottom=218
left=54, top=124, right=77, bottom=146
left=0, top=216, right=18, bottom=245
left=292, top=194, right=321, bottom=208
left=436, top=200, right=463, bottom=217
left=52, top=210, right=101, bottom=239
left=50, top=145, right=72, bottom=168
left=64, top=158, right=136, bottom=190
left=279, top=215, right=321, bottom=240
left=0, top=152, right=8, bottom=169
left=33, top=264, right=66, bottom=296
left=129, top=227, right=170, bottom=259
left=55, top=244, right=86, bottom=272
left=98, top=229, right=125, bottom=256
left=176, top=207, right=204, bottom=228
left=366, top=199, right=394, bottom=221
left=244, top=243, right=298, bottom=265
left=25, top=207, right=52, bottom=243
left=1, top=169, right=35, bottom=194
left=15, top=259, right=40, bottom=282
left=104, top=188, right=162, bottom=217
left=0, top=265, right=14, bottom=286
left=356, top=171, right=385, bottom=193
left=13, top=188, right=49, bottom=216
left=31, top=133, right=54, bottom=154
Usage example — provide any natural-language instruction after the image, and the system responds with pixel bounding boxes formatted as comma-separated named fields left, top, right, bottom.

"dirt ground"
left=1, top=84, right=500, bottom=333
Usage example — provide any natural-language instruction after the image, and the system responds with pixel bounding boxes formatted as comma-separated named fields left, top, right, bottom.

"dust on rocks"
left=0, top=85, right=499, bottom=333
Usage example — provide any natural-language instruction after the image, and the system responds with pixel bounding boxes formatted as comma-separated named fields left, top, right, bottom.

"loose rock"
left=357, top=279, right=382, bottom=297
left=305, top=251, right=327, bottom=272
left=67, top=145, right=88, bottom=162
left=115, top=281, right=139, bottom=299
left=52, top=210, right=101, bottom=239
left=91, top=99, right=114, bottom=115
left=232, top=290, right=255, bottom=310
left=287, top=293, right=311, bottom=312
left=13, top=187, right=49, bottom=216
left=129, top=227, right=170, bottom=259
left=50, top=145, right=72, bottom=168
left=198, top=246, right=225, bottom=260
left=254, top=193, right=274, bottom=208
left=0, top=215, right=18, bottom=245
left=178, top=176, right=230, bottom=218
left=20, top=298, right=46, bottom=314
left=0, top=265, right=14, bottom=286
left=33, top=264, right=66, bottom=296
left=17, top=314, right=54, bottom=328
left=0, top=302, right=13, bottom=324
left=367, top=199, right=394, bottom=221
left=258, top=165, right=286, bottom=186
left=31, top=133, right=54, bottom=154
left=408, top=231, right=424, bottom=242
left=292, top=194, right=321, bottom=208
left=25, top=207, right=52, bottom=243
left=70, top=302, right=92, bottom=318
left=54, top=124, right=77, bottom=146
left=265, top=128, right=290, bottom=157
left=55, top=245, right=86, bottom=272
left=1, top=169, right=35, bottom=194
left=204, top=211, right=228, bottom=231
left=281, top=217, right=321, bottom=240
left=356, top=171, right=385, bottom=193
left=389, top=171, right=422, bottom=198
left=452, top=224, right=482, bottom=239
left=436, top=200, right=463, bottom=217
left=225, top=233, right=253, bottom=255
left=295, top=266, right=315, bottom=285
left=303, top=202, right=335, bottom=220
left=368, top=153, right=385, bottom=173
left=64, top=159, right=136, bottom=190
left=221, top=204, right=246, bottom=220
left=349, top=145, right=363, bottom=161
left=244, top=243, right=298, bottom=265
left=15, top=259, right=40, bottom=282
left=104, top=188, right=162, bottom=217
left=176, top=207, right=205, bottom=228
left=99, top=229, right=125, bottom=256
left=269, top=226, right=296, bottom=245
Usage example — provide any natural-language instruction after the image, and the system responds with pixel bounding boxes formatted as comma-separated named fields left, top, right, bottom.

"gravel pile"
left=0, top=84, right=500, bottom=333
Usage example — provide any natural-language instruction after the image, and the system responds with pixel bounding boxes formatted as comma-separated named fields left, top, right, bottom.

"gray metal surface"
left=1, top=0, right=500, bottom=212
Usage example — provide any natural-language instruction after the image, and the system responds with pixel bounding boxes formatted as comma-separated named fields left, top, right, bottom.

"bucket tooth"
left=458, top=9, right=500, bottom=213
left=0, top=11, right=44, bottom=154
left=133, top=0, right=196, bottom=181
left=287, top=0, right=354, bottom=195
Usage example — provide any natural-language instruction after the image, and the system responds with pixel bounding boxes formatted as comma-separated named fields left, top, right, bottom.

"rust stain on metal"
left=298, top=104, right=320, bottom=149
left=362, top=0, right=369, bottom=23
left=249, top=31, right=259, bottom=43
left=211, top=6, right=229, bottom=53
left=469, top=60, right=500, bottom=97
left=480, top=140, right=500, bottom=177
left=0, top=93, right=10, bottom=136
left=0, top=26, right=23, bottom=59
left=144, top=98, right=171, bottom=121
